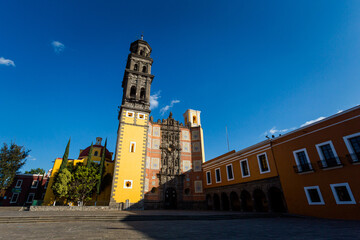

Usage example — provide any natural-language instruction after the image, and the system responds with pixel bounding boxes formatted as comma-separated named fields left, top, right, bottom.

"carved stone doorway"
left=164, top=187, right=177, bottom=209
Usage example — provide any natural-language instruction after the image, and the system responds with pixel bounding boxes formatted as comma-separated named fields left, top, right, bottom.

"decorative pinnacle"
left=141, top=34, right=144, bottom=40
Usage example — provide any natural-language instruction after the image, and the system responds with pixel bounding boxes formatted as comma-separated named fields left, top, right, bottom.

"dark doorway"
left=253, top=189, right=268, bottom=212
left=206, top=194, right=213, bottom=210
left=230, top=192, right=241, bottom=211
left=164, top=188, right=177, bottom=209
left=221, top=192, right=229, bottom=211
left=268, top=187, right=286, bottom=213
left=240, top=190, right=253, bottom=212
left=213, top=194, right=220, bottom=210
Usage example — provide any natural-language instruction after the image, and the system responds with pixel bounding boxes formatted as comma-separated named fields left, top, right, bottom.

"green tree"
left=0, top=142, right=29, bottom=190
left=51, top=168, right=72, bottom=205
left=86, top=142, right=93, bottom=168
left=25, top=168, right=45, bottom=175
left=69, top=163, right=99, bottom=206
left=59, top=138, right=70, bottom=172
left=96, top=139, right=107, bottom=196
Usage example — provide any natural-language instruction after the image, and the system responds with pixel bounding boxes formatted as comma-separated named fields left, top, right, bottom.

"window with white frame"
left=343, top=132, right=360, bottom=163
left=257, top=153, right=270, bottom=174
left=293, top=148, right=312, bottom=172
left=215, top=168, right=221, bottom=183
left=10, top=193, right=19, bottom=203
left=126, top=111, right=135, bottom=118
left=206, top=171, right=211, bottom=185
left=31, top=180, right=39, bottom=189
left=193, top=160, right=202, bottom=172
left=226, top=164, right=234, bottom=181
left=129, top=142, right=136, bottom=153
left=26, top=193, right=35, bottom=203
left=330, top=183, right=356, bottom=204
left=240, top=159, right=250, bottom=177
left=137, top=113, right=145, bottom=119
left=44, top=179, right=49, bottom=189
left=15, top=179, right=23, bottom=188
left=304, top=186, right=325, bottom=205
left=194, top=180, right=203, bottom=193
left=316, top=141, right=340, bottom=167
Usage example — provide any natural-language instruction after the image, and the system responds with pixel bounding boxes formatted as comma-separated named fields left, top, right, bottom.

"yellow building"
left=43, top=137, right=114, bottom=206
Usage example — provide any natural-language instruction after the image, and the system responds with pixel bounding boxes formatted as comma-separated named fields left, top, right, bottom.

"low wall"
left=29, top=206, right=116, bottom=211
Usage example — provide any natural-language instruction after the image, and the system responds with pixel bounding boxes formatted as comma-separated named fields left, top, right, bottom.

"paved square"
left=0, top=213, right=359, bottom=239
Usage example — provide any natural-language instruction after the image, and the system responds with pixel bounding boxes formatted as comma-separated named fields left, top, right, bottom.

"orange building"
left=203, top=105, right=360, bottom=219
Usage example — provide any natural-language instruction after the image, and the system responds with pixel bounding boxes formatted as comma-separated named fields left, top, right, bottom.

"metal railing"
left=293, top=163, right=314, bottom=173
left=317, top=157, right=343, bottom=169
left=346, top=153, right=360, bottom=164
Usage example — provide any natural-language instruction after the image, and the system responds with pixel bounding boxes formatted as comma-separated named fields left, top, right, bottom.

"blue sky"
left=1, top=1, right=360, bottom=172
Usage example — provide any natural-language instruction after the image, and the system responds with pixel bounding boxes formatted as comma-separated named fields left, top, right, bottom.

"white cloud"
left=264, top=126, right=295, bottom=136
left=150, top=91, right=160, bottom=110
left=300, top=117, right=325, bottom=127
left=160, top=100, right=180, bottom=115
left=0, top=57, right=15, bottom=67
left=28, top=155, right=36, bottom=161
left=51, top=41, right=65, bottom=54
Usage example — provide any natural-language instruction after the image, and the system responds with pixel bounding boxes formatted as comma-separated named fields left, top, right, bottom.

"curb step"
left=0, top=213, right=285, bottom=223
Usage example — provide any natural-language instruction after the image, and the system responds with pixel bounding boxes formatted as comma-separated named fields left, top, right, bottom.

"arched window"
left=193, top=115, right=197, bottom=124
left=142, top=66, right=147, bottom=73
left=94, top=151, right=98, bottom=156
left=134, top=64, right=138, bottom=71
left=130, top=86, right=136, bottom=98
left=140, top=50, right=144, bottom=56
left=140, top=88, right=146, bottom=100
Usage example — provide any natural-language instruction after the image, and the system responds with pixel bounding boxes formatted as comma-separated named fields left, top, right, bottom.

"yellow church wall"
left=43, top=156, right=114, bottom=206
left=111, top=110, right=148, bottom=205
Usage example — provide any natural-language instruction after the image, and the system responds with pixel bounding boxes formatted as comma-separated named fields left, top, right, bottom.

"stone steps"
left=0, top=213, right=284, bottom=223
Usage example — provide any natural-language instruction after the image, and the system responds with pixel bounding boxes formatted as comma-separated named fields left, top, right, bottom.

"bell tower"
left=121, top=36, right=154, bottom=111
left=110, top=37, right=154, bottom=209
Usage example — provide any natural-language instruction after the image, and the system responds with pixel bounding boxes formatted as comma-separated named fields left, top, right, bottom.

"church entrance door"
left=164, top=188, right=177, bottom=209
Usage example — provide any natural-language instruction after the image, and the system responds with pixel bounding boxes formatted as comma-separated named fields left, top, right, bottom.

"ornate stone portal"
left=157, top=113, right=184, bottom=208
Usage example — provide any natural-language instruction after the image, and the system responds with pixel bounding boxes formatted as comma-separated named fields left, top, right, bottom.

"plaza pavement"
left=0, top=209, right=359, bottom=239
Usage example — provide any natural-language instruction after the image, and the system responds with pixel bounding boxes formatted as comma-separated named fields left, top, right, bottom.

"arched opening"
left=140, top=49, right=144, bottom=56
left=213, top=193, right=220, bottom=210
left=268, top=187, right=286, bottom=213
left=130, top=86, right=136, bottom=98
left=94, top=151, right=98, bottom=156
left=240, top=190, right=253, bottom=212
left=221, top=192, right=230, bottom=211
left=140, top=88, right=146, bottom=100
left=193, top=115, right=197, bottom=124
left=253, top=189, right=268, bottom=212
left=134, top=64, right=138, bottom=71
left=230, top=192, right=241, bottom=211
left=142, top=66, right=147, bottom=73
left=184, top=188, right=190, bottom=196
left=206, top=194, right=213, bottom=210
left=164, top=188, right=177, bottom=209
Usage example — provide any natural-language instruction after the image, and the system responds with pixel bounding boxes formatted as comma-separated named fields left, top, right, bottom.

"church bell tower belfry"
left=110, top=37, right=154, bottom=209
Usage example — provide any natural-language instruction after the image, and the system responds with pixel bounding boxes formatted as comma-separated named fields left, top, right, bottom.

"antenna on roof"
left=226, top=126, right=230, bottom=152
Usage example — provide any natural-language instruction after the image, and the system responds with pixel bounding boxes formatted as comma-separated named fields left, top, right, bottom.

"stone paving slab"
left=0, top=218, right=359, bottom=239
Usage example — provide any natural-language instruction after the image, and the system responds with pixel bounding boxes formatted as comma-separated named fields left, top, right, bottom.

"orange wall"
left=203, top=144, right=278, bottom=189
left=273, top=107, right=360, bottom=219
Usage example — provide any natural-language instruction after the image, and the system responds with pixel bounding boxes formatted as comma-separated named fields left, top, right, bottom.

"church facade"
left=109, top=38, right=205, bottom=209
